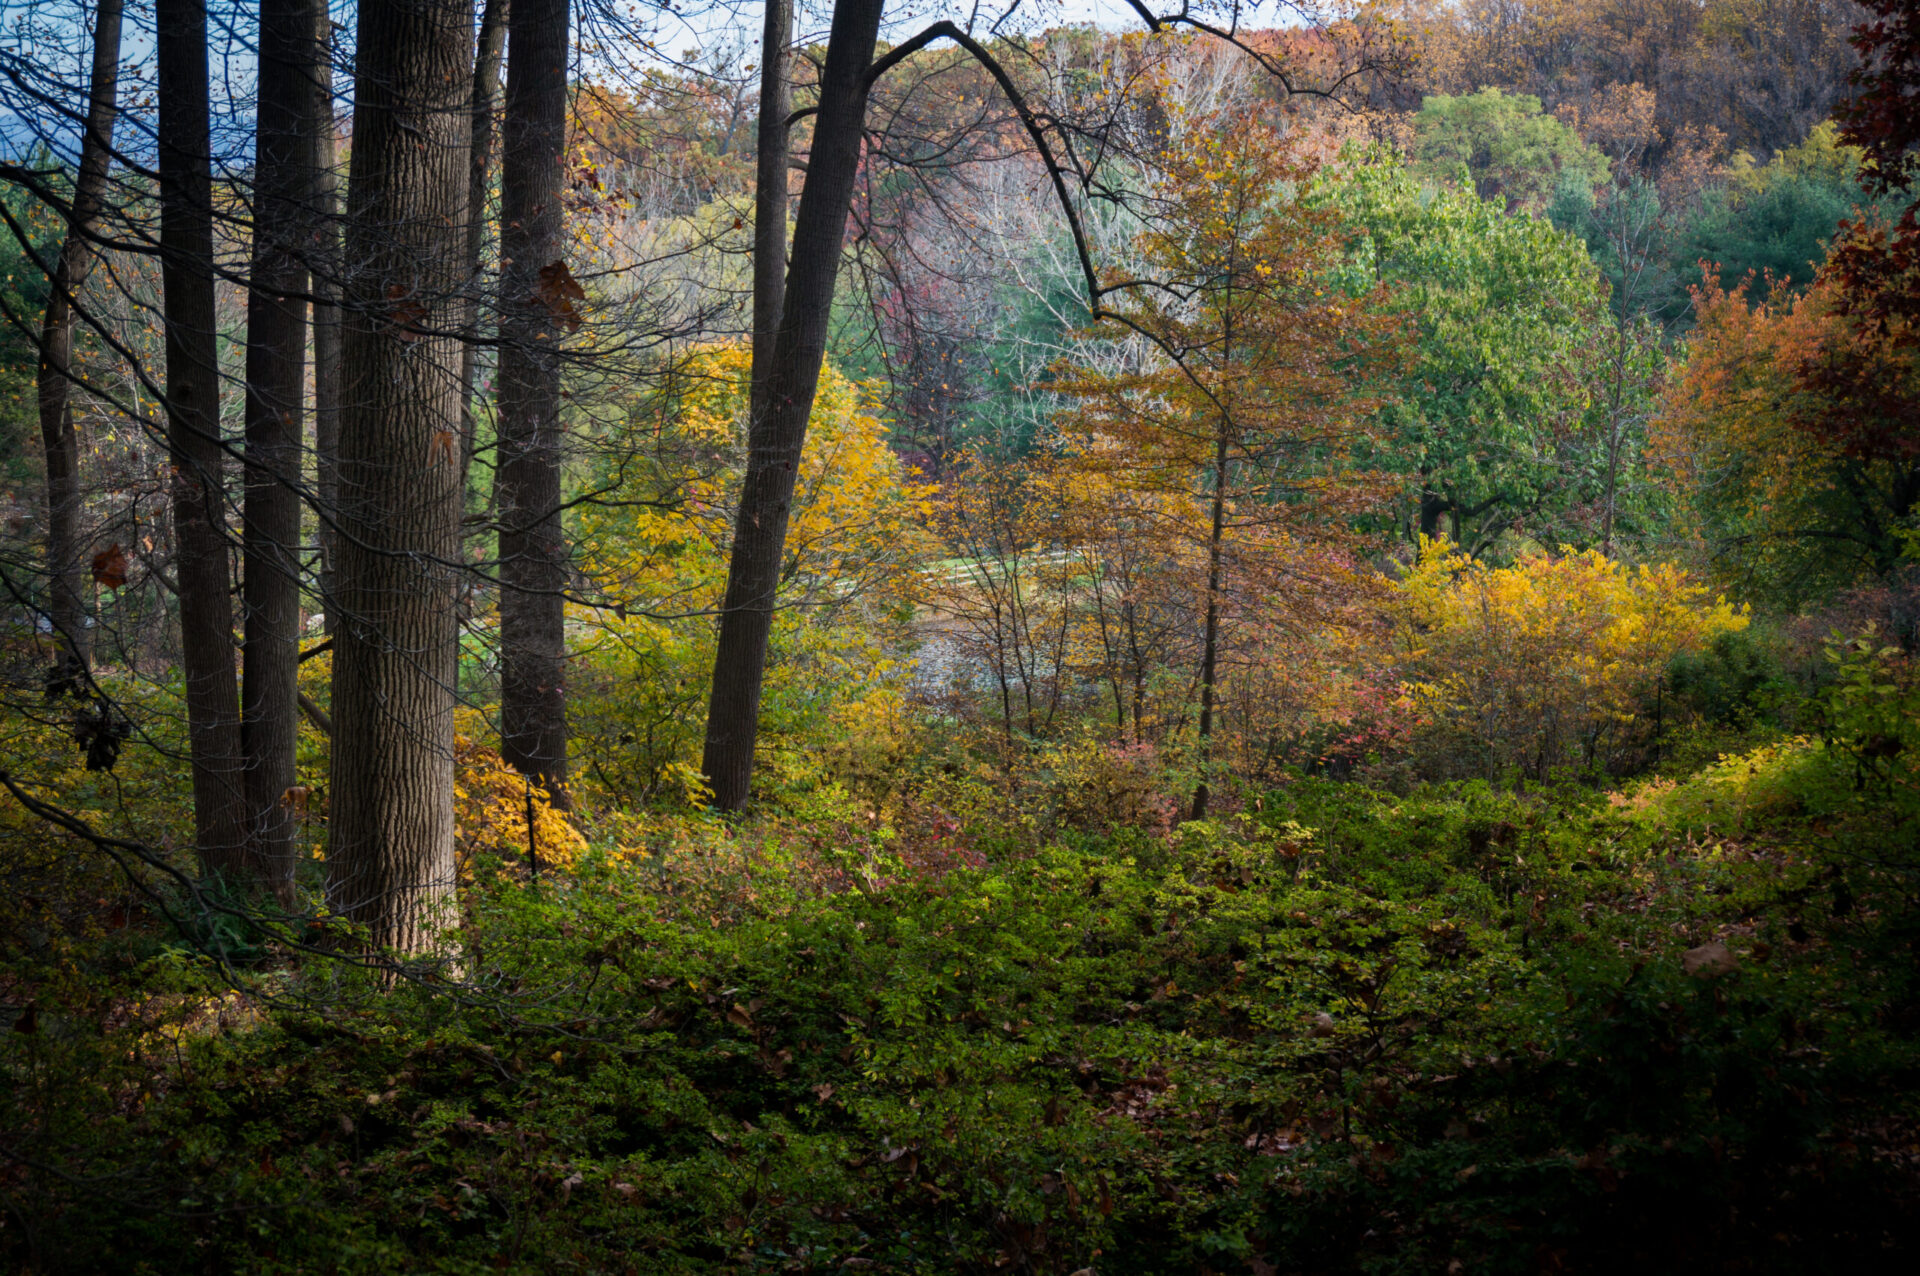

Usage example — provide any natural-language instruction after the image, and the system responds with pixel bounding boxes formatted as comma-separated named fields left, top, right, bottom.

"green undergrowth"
left=9, top=646, right=1920, bottom=1273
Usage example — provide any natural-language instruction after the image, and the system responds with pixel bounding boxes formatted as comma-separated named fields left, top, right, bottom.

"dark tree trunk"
left=1190, top=429, right=1230, bottom=822
left=700, top=0, right=885, bottom=812
left=156, top=0, right=249, bottom=877
left=241, top=0, right=322, bottom=899
left=327, top=0, right=473, bottom=954
left=751, top=0, right=791, bottom=424
left=311, top=3, right=341, bottom=635
left=460, top=0, right=509, bottom=484
left=36, top=0, right=122, bottom=688
left=1418, top=481, right=1446, bottom=541
left=495, top=0, right=571, bottom=804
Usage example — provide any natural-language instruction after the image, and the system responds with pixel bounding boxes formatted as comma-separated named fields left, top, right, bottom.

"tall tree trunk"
left=495, top=0, right=570, bottom=804
left=156, top=0, right=249, bottom=876
left=460, top=0, right=509, bottom=484
left=311, top=3, right=341, bottom=635
left=241, top=0, right=322, bottom=899
left=328, top=0, right=474, bottom=954
left=36, top=0, right=122, bottom=690
left=1190, top=428, right=1230, bottom=822
left=750, top=0, right=791, bottom=424
left=700, top=0, right=885, bottom=812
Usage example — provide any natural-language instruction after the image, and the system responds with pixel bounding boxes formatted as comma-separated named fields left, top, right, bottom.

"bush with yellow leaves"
left=452, top=713, right=585, bottom=879
left=1395, top=537, right=1748, bottom=780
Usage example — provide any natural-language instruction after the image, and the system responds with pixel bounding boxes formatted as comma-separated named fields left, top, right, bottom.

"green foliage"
left=1314, top=150, right=1614, bottom=553
left=11, top=701, right=1920, bottom=1271
left=1666, top=627, right=1797, bottom=729
left=1410, top=88, right=1611, bottom=215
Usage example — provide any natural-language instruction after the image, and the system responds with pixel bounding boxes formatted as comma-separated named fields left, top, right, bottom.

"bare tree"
left=36, top=0, right=122, bottom=689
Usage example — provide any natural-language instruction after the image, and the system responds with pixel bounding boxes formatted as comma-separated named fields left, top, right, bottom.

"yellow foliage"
left=452, top=710, right=585, bottom=877
left=1396, top=537, right=1747, bottom=777
left=571, top=343, right=933, bottom=805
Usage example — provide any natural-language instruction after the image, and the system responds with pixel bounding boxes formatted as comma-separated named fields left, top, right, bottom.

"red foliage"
left=1815, top=0, right=1920, bottom=436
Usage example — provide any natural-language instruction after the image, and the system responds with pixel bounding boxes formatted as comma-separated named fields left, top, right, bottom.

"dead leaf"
left=534, top=260, right=586, bottom=332
left=385, top=284, right=427, bottom=340
left=91, top=543, right=129, bottom=588
left=1683, top=940, right=1738, bottom=978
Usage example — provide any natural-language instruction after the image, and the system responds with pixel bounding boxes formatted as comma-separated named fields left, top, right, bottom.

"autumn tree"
left=1058, top=113, right=1398, bottom=819
left=699, top=4, right=1410, bottom=810
left=1813, top=0, right=1920, bottom=462
left=1656, top=272, right=1920, bottom=605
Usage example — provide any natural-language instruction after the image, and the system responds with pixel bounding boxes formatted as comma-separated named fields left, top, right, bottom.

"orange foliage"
left=1656, top=272, right=1920, bottom=600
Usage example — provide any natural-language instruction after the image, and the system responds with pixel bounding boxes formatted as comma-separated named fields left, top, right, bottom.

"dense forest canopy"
left=3, top=0, right=1920, bottom=1270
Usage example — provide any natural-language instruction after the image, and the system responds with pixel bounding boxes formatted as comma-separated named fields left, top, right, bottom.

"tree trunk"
left=328, top=0, right=473, bottom=955
left=311, top=3, right=341, bottom=635
left=1418, top=481, right=1446, bottom=541
left=751, top=0, right=791, bottom=424
left=459, top=0, right=509, bottom=484
left=36, top=0, right=122, bottom=689
left=700, top=0, right=885, bottom=812
left=241, top=0, right=322, bottom=899
left=495, top=0, right=570, bottom=804
left=156, top=0, right=249, bottom=877
left=1190, top=428, right=1230, bottom=822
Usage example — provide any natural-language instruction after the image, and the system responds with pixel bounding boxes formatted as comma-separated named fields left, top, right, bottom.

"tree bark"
left=460, top=0, right=509, bottom=484
left=36, top=0, right=122, bottom=689
left=700, top=0, right=885, bottom=812
left=156, top=0, right=249, bottom=877
left=311, top=4, right=341, bottom=635
left=327, top=0, right=473, bottom=954
left=241, top=0, right=322, bottom=899
left=751, top=0, right=791, bottom=425
left=1190, top=427, right=1229, bottom=822
left=495, top=0, right=570, bottom=804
